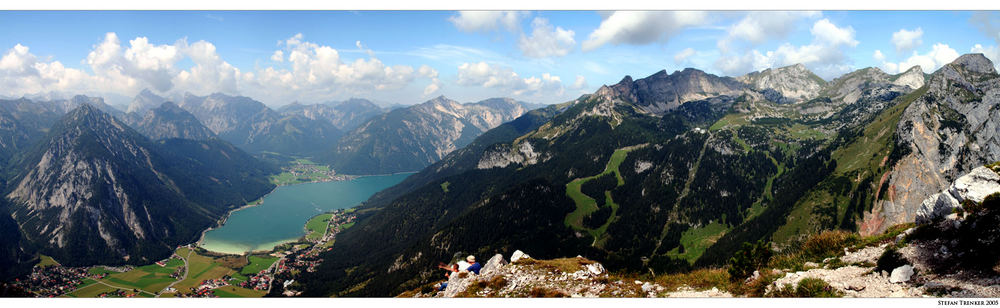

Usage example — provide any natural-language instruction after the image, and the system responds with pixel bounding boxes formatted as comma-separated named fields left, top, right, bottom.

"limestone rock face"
left=892, top=66, right=926, bottom=90
left=879, top=54, right=1000, bottom=228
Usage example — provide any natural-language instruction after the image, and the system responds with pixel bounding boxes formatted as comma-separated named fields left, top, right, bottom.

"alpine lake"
left=198, top=172, right=412, bottom=254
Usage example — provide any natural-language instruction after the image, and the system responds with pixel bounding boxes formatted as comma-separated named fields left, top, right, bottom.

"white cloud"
left=571, top=75, right=588, bottom=90
left=419, top=65, right=441, bottom=96
left=718, top=11, right=820, bottom=51
left=85, top=32, right=184, bottom=93
left=891, top=28, right=923, bottom=53
left=0, top=32, right=437, bottom=106
left=242, top=33, right=437, bottom=103
left=456, top=62, right=563, bottom=97
left=582, top=11, right=708, bottom=51
left=674, top=48, right=696, bottom=64
left=811, top=19, right=859, bottom=47
left=0, top=44, right=96, bottom=98
left=174, top=39, right=241, bottom=95
left=714, top=18, right=858, bottom=79
left=518, top=17, right=575, bottom=58
left=418, top=65, right=438, bottom=78
left=873, top=50, right=886, bottom=62
left=878, top=43, right=959, bottom=74
left=449, top=11, right=527, bottom=32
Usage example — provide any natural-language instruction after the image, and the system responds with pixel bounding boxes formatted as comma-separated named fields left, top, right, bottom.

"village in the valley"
left=8, top=209, right=358, bottom=298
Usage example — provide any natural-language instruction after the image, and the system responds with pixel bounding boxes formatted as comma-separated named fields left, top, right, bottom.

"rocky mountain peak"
left=597, top=68, right=744, bottom=115
left=738, top=63, right=826, bottom=102
left=127, top=89, right=167, bottom=114
left=950, top=53, right=996, bottom=75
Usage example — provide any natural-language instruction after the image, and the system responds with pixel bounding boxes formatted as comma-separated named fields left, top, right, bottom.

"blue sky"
left=1, top=11, right=999, bottom=107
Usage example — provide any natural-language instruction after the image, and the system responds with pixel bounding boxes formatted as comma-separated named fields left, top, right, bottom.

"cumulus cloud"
left=674, top=48, right=696, bottom=64
left=518, top=17, right=575, bottom=58
left=174, top=39, right=241, bottom=95
left=449, top=11, right=527, bottom=32
left=891, top=28, right=924, bottom=53
left=456, top=62, right=563, bottom=97
left=86, top=33, right=183, bottom=93
left=571, top=75, right=588, bottom=90
left=0, top=32, right=438, bottom=105
left=715, top=18, right=859, bottom=79
left=873, top=50, right=886, bottom=62
left=419, top=65, right=441, bottom=96
left=718, top=11, right=820, bottom=51
left=582, top=11, right=707, bottom=51
left=877, top=43, right=959, bottom=74
left=811, top=19, right=859, bottom=47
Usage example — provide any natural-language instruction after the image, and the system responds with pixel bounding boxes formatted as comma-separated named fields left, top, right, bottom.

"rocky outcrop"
left=892, top=66, right=926, bottom=90
left=738, top=63, right=826, bottom=103
left=879, top=54, right=1000, bottom=228
left=916, top=166, right=1000, bottom=224
left=407, top=251, right=667, bottom=298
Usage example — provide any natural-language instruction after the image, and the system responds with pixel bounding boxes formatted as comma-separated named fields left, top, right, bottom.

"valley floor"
left=9, top=208, right=358, bottom=298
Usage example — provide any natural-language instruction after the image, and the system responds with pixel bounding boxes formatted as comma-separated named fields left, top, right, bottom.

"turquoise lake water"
left=199, top=173, right=411, bottom=254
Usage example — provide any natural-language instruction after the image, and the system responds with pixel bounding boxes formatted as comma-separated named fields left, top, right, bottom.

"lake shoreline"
left=195, top=172, right=415, bottom=255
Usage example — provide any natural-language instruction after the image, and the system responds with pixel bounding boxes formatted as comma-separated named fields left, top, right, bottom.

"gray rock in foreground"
left=890, top=265, right=914, bottom=283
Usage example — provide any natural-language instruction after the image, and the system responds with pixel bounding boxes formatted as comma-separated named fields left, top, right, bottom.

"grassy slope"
left=666, top=221, right=730, bottom=264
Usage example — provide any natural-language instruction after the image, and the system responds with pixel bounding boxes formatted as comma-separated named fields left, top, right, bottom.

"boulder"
left=438, top=271, right=474, bottom=297
left=585, top=262, right=606, bottom=276
left=949, top=167, right=1000, bottom=204
left=916, top=192, right=960, bottom=224
left=511, top=250, right=531, bottom=262
left=481, top=254, right=507, bottom=277
left=889, top=265, right=914, bottom=283
left=916, top=166, right=1000, bottom=224
left=641, top=282, right=654, bottom=293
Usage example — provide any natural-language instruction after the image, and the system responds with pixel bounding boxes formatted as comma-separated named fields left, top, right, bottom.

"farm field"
left=241, top=255, right=279, bottom=275
left=304, top=213, right=334, bottom=241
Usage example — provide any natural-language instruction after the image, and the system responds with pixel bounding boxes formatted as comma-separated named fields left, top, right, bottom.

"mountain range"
left=326, top=96, right=540, bottom=174
left=1, top=52, right=998, bottom=299
left=298, top=54, right=999, bottom=297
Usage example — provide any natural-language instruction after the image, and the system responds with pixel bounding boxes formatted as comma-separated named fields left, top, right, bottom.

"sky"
left=2, top=11, right=1000, bottom=107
